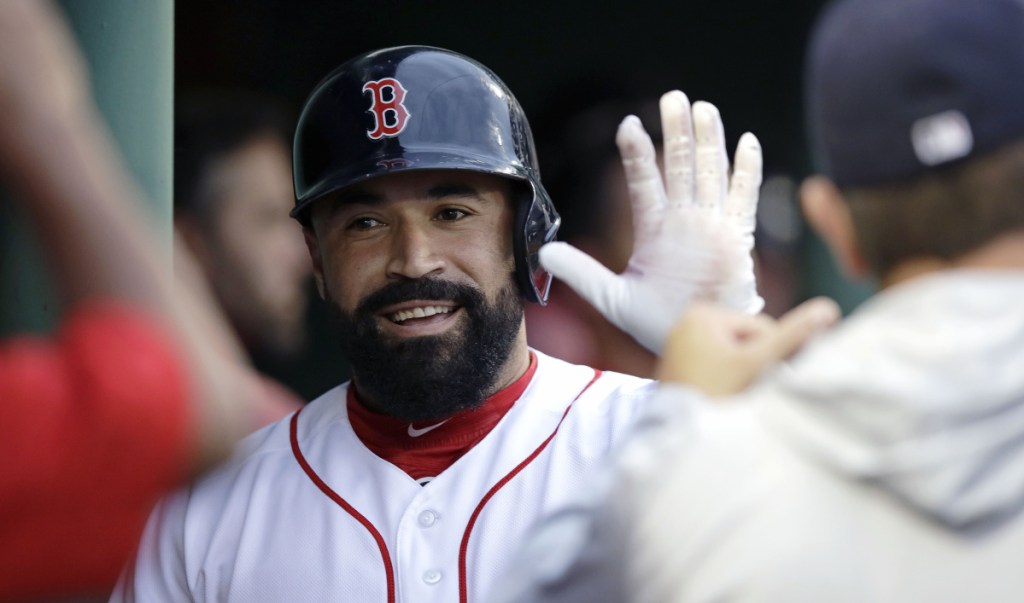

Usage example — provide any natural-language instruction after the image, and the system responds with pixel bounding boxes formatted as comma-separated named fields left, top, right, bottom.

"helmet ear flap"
left=513, top=182, right=561, bottom=304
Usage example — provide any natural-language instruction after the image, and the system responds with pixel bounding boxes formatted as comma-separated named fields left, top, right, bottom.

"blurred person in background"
left=0, top=1, right=292, bottom=600
left=525, top=82, right=661, bottom=377
left=174, top=90, right=311, bottom=403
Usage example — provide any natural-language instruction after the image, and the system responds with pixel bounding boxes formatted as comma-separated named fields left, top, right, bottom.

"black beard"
left=327, top=277, right=524, bottom=422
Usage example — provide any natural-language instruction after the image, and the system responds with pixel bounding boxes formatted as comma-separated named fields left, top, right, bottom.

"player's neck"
left=881, top=231, right=1024, bottom=289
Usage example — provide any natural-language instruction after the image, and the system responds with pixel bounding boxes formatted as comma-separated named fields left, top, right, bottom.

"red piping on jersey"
left=290, top=410, right=396, bottom=603
left=457, top=369, right=603, bottom=603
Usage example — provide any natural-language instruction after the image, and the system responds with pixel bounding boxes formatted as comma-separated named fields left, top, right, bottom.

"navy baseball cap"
left=806, top=0, right=1024, bottom=188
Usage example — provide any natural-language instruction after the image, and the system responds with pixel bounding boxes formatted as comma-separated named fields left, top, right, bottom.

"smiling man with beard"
left=113, top=46, right=771, bottom=603
left=316, top=172, right=528, bottom=424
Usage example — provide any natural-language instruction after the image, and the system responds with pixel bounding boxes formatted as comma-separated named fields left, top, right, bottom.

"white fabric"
left=111, top=350, right=657, bottom=603
left=502, top=270, right=1024, bottom=603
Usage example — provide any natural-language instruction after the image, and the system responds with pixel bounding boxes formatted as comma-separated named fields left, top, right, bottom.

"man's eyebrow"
left=427, top=182, right=485, bottom=200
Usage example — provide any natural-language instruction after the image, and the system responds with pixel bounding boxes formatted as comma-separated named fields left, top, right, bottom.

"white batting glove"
left=539, top=90, right=764, bottom=354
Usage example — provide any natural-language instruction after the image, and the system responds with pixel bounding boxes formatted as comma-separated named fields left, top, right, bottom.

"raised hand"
left=539, top=90, right=764, bottom=353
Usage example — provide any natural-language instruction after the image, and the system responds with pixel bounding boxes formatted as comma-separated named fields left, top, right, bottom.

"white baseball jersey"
left=112, top=350, right=655, bottom=603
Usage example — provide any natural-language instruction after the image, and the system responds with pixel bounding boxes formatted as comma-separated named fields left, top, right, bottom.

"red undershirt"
left=347, top=352, right=538, bottom=484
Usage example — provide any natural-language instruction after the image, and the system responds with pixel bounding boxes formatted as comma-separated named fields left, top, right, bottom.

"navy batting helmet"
left=291, top=45, right=561, bottom=304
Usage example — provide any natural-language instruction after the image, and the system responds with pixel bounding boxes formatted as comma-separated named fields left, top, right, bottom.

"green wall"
left=0, top=0, right=173, bottom=336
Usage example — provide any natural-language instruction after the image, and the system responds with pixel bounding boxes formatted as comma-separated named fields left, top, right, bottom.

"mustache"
left=356, top=277, right=484, bottom=316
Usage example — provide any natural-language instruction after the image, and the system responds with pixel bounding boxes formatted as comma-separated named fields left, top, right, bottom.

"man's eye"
left=437, top=208, right=468, bottom=221
left=348, top=216, right=382, bottom=231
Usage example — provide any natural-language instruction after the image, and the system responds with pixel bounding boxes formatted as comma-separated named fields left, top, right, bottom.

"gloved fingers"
left=692, top=101, right=729, bottom=212
left=616, top=115, right=666, bottom=241
left=660, top=90, right=695, bottom=208
left=725, top=131, right=763, bottom=232
left=539, top=242, right=627, bottom=320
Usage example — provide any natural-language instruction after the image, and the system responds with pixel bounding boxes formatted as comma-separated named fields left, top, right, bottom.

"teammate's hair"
left=174, top=89, right=292, bottom=219
left=843, top=139, right=1024, bottom=277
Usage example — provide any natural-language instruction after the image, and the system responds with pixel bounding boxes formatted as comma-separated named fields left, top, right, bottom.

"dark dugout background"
left=176, top=0, right=872, bottom=399
left=178, top=0, right=823, bottom=169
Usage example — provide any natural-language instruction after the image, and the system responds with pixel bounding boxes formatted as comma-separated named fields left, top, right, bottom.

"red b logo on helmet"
left=363, top=78, right=410, bottom=140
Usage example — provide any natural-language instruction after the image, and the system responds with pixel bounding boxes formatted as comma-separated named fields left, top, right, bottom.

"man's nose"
left=385, top=221, right=445, bottom=280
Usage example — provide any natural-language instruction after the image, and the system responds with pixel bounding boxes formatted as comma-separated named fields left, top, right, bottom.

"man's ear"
left=800, top=176, right=870, bottom=279
left=303, top=225, right=327, bottom=300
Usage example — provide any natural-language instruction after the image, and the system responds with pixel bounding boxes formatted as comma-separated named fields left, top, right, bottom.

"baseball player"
left=112, top=46, right=769, bottom=603
left=498, top=0, right=1024, bottom=601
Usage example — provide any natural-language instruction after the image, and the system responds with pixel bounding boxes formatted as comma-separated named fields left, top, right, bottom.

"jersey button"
left=417, top=509, right=438, bottom=527
left=423, top=569, right=442, bottom=585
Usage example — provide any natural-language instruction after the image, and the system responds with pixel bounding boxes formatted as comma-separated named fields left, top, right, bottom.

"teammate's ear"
left=800, top=176, right=870, bottom=279
left=303, top=225, right=327, bottom=300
